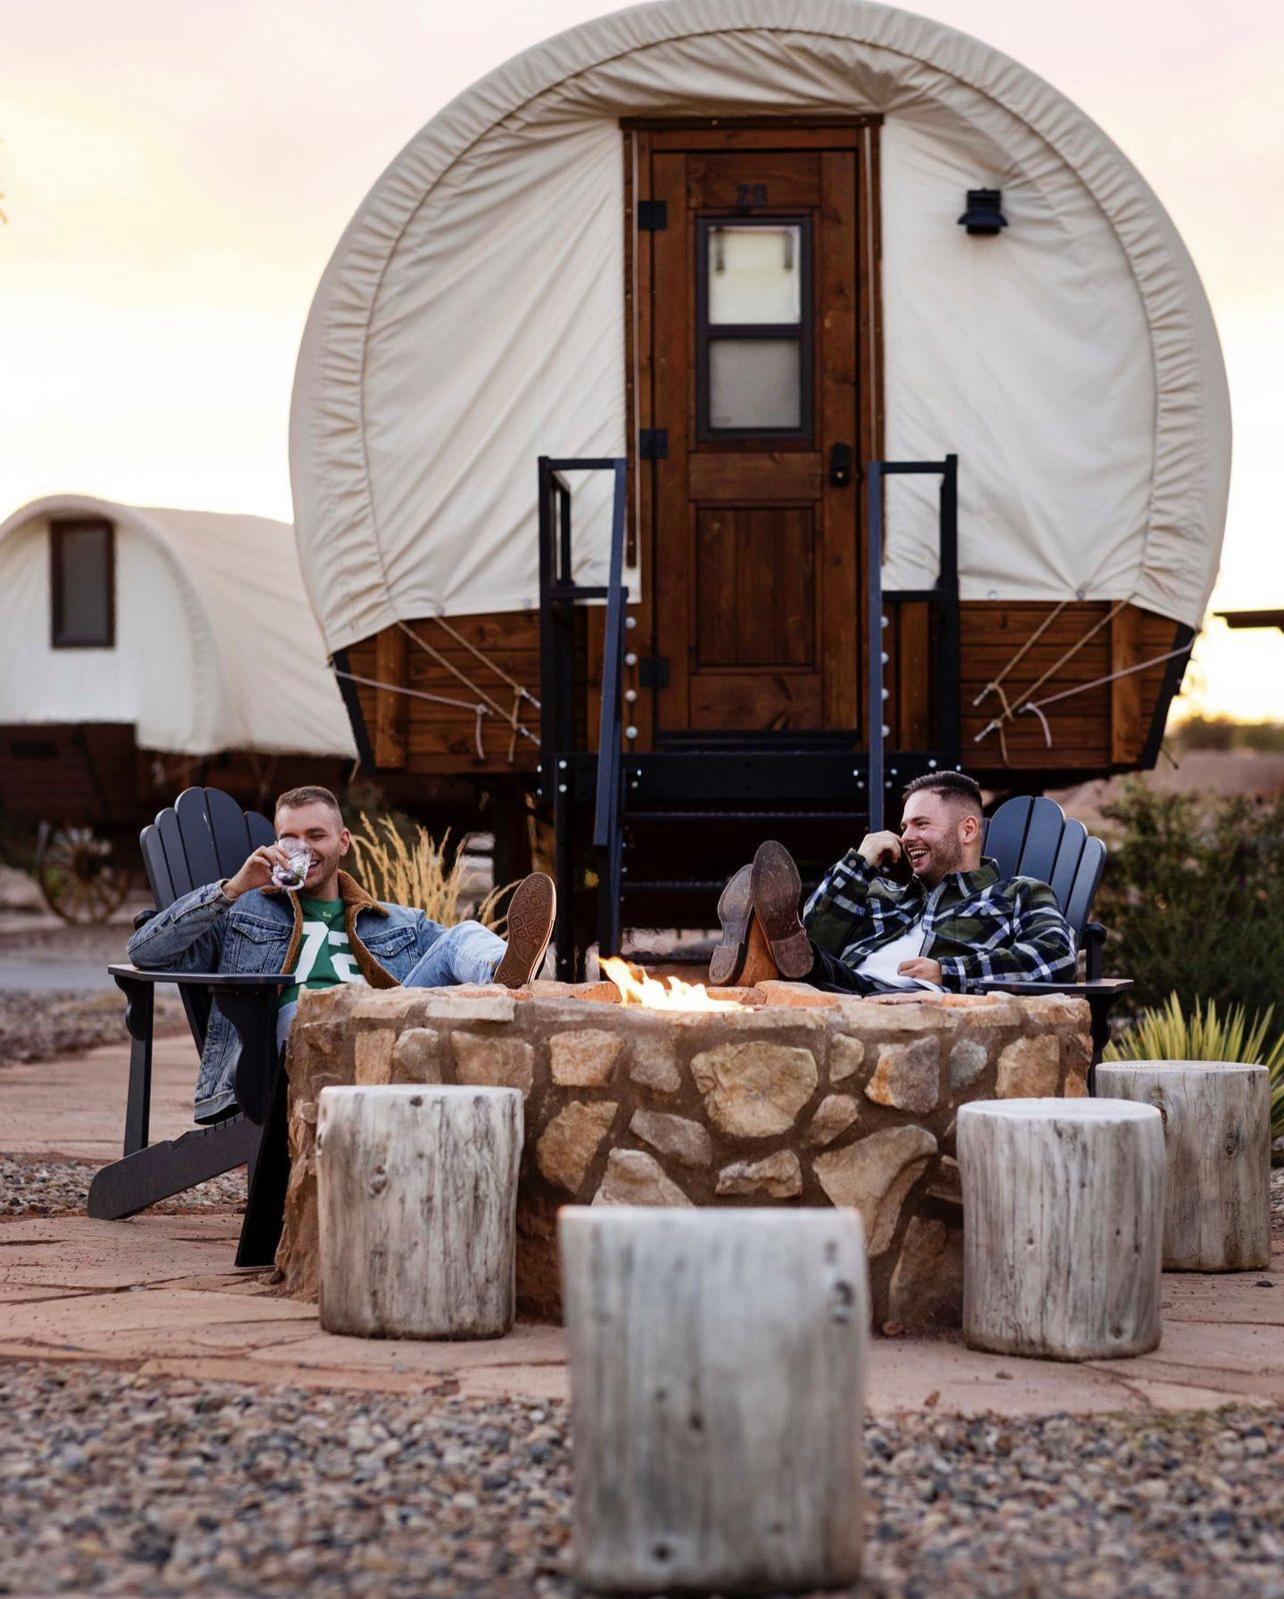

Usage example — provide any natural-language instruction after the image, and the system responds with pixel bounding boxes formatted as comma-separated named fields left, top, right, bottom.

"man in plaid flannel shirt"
left=708, top=771, right=1076, bottom=994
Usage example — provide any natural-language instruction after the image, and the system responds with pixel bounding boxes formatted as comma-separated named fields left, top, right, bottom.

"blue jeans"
left=277, top=920, right=507, bottom=1050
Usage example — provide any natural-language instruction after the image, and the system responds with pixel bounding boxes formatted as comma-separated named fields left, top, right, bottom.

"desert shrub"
left=1171, top=717, right=1284, bottom=754
left=347, top=814, right=512, bottom=931
left=1093, top=784, right=1284, bottom=1021
left=1103, top=993, right=1284, bottom=1141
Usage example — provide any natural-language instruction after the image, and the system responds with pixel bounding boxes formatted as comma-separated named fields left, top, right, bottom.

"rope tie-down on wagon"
left=973, top=599, right=1194, bottom=760
left=332, top=618, right=541, bottom=764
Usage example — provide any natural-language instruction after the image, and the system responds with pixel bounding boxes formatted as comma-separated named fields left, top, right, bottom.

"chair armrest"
left=108, top=967, right=289, bottom=1126
left=107, top=965, right=292, bottom=991
left=132, top=908, right=157, bottom=932
left=974, top=977, right=1132, bottom=998
left=1081, top=921, right=1107, bottom=982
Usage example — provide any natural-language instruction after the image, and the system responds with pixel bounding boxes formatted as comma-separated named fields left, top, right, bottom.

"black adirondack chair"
left=979, top=793, right=1131, bottom=1080
left=87, top=787, right=293, bottom=1266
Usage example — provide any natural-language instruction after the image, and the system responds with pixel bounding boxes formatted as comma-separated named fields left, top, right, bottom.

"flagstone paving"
left=0, top=1036, right=1281, bottom=1414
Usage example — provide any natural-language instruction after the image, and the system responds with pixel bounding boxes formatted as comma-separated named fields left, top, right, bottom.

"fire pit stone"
left=276, top=977, right=1091, bottom=1328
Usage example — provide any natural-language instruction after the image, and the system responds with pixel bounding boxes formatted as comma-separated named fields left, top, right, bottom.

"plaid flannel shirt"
left=802, top=852, right=1077, bottom=991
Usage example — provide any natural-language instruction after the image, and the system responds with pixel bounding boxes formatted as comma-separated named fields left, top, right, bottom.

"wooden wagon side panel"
left=342, top=598, right=1187, bottom=785
left=961, top=601, right=1186, bottom=777
left=345, top=613, right=545, bottom=775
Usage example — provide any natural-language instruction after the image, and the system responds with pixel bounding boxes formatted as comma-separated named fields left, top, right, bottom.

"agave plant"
left=346, top=813, right=512, bottom=932
left=1104, top=993, right=1284, bottom=1142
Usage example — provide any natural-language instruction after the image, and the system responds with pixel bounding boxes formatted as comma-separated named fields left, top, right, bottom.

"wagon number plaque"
left=735, top=183, right=768, bottom=206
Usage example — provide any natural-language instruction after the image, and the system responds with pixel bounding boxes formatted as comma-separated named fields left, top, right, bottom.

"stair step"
left=621, top=878, right=823, bottom=894
left=619, top=879, right=731, bottom=893
left=623, top=809, right=862, bottom=824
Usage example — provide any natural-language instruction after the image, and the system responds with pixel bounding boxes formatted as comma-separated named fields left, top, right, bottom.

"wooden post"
left=316, top=1085, right=522, bottom=1339
left=1096, top=1061, right=1271, bottom=1271
left=959, top=1099, right=1165, bottom=1360
left=373, top=624, right=408, bottom=768
left=1110, top=603, right=1143, bottom=764
left=559, top=1207, right=868, bottom=1595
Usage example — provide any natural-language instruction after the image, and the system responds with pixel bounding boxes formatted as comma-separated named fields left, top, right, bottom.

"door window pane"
left=708, top=339, right=802, bottom=430
left=51, top=521, right=114, bottom=648
left=707, top=225, right=802, bottom=325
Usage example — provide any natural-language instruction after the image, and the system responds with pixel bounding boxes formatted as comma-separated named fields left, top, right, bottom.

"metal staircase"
left=536, top=453, right=963, bottom=980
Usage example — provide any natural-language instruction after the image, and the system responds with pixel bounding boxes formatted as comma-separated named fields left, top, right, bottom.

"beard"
left=911, top=827, right=966, bottom=887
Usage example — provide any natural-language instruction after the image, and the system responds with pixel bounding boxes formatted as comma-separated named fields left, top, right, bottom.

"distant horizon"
left=2, top=0, right=1281, bottom=720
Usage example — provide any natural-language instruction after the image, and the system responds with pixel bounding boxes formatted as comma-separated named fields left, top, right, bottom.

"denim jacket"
left=127, top=872, right=443, bottom=1122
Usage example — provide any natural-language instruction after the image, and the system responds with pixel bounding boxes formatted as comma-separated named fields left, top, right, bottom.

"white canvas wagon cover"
left=0, top=494, right=357, bottom=759
left=291, top=0, right=1231, bottom=654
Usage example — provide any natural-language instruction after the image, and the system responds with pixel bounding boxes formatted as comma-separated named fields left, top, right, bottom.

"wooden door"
left=634, top=125, right=873, bottom=740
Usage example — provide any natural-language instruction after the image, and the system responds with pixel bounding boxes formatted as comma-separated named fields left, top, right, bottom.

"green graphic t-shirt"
left=281, top=897, right=368, bottom=1007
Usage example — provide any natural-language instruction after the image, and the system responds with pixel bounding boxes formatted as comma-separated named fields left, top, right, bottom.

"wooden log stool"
left=958, top=1098, right=1165, bottom=1361
left=316, top=1084, right=523, bottom=1339
left=1096, top=1061, right=1271, bottom=1271
left=559, top=1207, right=868, bottom=1596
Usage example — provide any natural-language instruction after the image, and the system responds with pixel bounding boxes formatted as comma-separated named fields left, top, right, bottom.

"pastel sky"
left=3, top=0, right=1281, bottom=719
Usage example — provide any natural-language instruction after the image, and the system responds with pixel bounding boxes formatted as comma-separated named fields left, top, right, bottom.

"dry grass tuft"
left=347, top=814, right=512, bottom=932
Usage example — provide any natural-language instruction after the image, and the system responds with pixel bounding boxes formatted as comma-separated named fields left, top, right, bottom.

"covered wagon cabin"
left=0, top=494, right=356, bottom=919
left=290, top=0, right=1230, bottom=975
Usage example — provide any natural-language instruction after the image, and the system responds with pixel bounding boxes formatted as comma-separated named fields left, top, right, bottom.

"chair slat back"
left=1064, top=836, right=1106, bottom=940
left=153, top=808, right=195, bottom=899
left=138, top=786, right=275, bottom=1053
left=980, top=796, right=1033, bottom=878
left=1049, top=817, right=1089, bottom=910
left=982, top=794, right=1106, bottom=942
left=173, top=789, right=223, bottom=889
left=1014, top=797, right=1067, bottom=887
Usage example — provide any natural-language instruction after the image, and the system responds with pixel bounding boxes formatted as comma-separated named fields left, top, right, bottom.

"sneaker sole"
left=494, top=873, right=556, bottom=988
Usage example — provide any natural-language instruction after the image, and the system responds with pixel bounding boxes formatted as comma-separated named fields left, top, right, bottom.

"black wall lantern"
left=958, top=188, right=1007, bottom=235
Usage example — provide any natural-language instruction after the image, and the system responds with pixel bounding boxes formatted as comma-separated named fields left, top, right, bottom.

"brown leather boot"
left=494, top=872, right=556, bottom=987
left=709, top=864, right=752, bottom=985
left=737, top=911, right=782, bottom=987
left=749, top=840, right=814, bottom=980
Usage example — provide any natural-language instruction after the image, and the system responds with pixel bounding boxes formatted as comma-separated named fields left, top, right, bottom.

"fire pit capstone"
left=276, top=980, right=1091, bottom=1328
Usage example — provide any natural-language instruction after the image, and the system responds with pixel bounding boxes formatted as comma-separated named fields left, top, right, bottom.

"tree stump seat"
left=958, top=1098, right=1165, bottom=1361
left=560, top=1207, right=869, bottom=1594
left=315, top=1084, right=523, bottom=1339
left=1095, top=1061, right=1271, bottom=1272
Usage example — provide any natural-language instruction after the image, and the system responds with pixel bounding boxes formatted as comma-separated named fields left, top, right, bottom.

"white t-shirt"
left=854, top=923, right=944, bottom=990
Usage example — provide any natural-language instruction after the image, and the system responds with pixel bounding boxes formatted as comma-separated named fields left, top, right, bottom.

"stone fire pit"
left=276, top=980, right=1091, bottom=1328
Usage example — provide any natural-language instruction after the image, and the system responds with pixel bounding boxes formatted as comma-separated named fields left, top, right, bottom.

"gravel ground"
left=0, top=987, right=186, bottom=1065
left=0, top=1155, right=245, bottom=1217
left=0, top=1362, right=1281, bottom=1598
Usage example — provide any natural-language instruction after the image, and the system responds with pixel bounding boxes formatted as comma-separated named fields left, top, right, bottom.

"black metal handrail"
left=537, top=455, right=629, bottom=972
left=866, top=454, right=961, bottom=831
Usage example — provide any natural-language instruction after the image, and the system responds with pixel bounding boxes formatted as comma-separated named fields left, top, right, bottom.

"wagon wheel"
left=37, top=826, right=132, bottom=924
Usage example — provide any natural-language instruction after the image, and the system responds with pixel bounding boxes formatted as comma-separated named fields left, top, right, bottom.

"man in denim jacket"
left=128, top=785, right=555, bottom=1123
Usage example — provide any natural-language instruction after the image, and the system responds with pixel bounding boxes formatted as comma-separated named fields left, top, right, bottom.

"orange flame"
left=600, top=956, right=743, bottom=1012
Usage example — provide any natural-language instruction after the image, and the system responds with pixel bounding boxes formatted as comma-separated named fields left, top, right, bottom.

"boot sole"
left=708, top=864, right=753, bottom=986
left=494, top=873, right=556, bottom=988
left=750, top=841, right=813, bottom=980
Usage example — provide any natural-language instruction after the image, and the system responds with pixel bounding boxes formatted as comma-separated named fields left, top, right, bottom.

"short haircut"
left=275, top=785, right=344, bottom=823
left=901, top=770, right=983, bottom=819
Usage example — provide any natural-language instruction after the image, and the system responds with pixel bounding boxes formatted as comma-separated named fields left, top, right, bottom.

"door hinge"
left=639, top=428, right=668, bottom=461
left=638, top=656, right=670, bottom=689
left=637, top=199, right=668, bottom=231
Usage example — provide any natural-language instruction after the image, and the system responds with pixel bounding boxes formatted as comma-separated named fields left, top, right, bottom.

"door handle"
left=828, top=442, right=854, bottom=487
